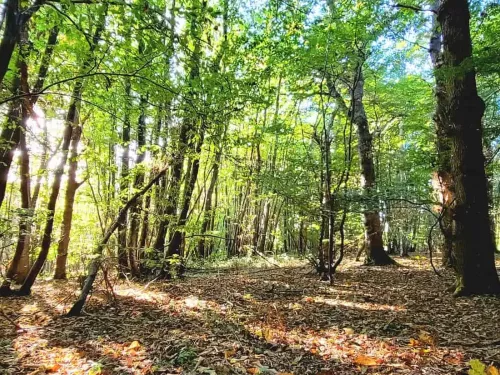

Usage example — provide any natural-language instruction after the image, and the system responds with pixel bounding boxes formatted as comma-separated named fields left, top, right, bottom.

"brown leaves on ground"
left=1, top=257, right=500, bottom=374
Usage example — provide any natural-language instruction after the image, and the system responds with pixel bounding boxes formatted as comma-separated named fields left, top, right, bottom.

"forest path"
left=1, top=258, right=500, bottom=374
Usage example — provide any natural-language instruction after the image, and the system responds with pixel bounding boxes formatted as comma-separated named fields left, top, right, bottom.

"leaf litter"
left=1, top=258, right=500, bottom=374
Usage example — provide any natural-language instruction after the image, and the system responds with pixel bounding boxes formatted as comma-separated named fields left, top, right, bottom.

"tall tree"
left=436, top=0, right=500, bottom=295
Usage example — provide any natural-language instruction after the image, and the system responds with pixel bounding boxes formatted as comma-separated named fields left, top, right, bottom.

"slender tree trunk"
left=17, top=8, right=107, bottom=295
left=127, top=95, right=147, bottom=277
left=168, top=134, right=204, bottom=256
left=0, top=77, right=22, bottom=210
left=17, top=85, right=78, bottom=295
left=117, top=80, right=131, bottom=275
left=437, top=0, right=500, bottom=295
left=198, top=150, right=221, bottom=257
left=0, top=0, right=19, bottom=88
left=154, top=0, right=205, bottom=255
left=328, top=68, right=393, bottom=265
left=0, top=110, right=30, bottom=296
left=13, top=120, right=31, bottom=282
left=54, top=125, right=83, bottom=279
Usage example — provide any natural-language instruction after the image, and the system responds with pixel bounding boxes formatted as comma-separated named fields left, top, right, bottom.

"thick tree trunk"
left=351, top=70, right=393, bottom=265
left=437, top=0, right=500, bottom=295
left=54, top=125, right=83, bottom=279
left=429, top=1, right=454, bottom=268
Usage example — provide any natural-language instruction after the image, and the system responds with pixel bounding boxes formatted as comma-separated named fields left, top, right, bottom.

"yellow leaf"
left=488, top=365, right=500, bottom=375
left=418, top=331, right=436, bottom=346
left=263, top=328, right=273, bottom=341
left=409, top=338, right=419, bottom=347
left=127, top=340, right=141, bottom=351
left=353, top=355, right=381, bottom=366
left=343, top=327, right=355, bottom=335
left=224, top=349, right=236, bottom=359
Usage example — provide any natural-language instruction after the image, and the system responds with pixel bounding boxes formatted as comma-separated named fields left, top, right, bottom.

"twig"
left=0, top=310, right=25, bottom=332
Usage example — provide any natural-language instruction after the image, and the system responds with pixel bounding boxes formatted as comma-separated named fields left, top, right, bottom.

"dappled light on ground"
left=1, top=258, right=500, bottom=374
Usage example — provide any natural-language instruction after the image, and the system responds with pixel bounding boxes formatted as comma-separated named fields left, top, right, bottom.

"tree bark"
left=127, top=94, right=147, bottom=277
left=17, top=84, right=78, bottom=295
left=168, top=133, right=204, bottom=257
left=17, top=7, right=107, bottom=295
left=328, top=70, right=394, bottom=265
left=0, top=0, right=19, bottom=88
left=437, top=0, right=500, bottom=295
left=198, top=150, right=221, bottom=257
left=54, top=125, right=83, bottom=279
left=430, top=1, right=454, bottom=268
left=117, top=80, right=131, bottom=276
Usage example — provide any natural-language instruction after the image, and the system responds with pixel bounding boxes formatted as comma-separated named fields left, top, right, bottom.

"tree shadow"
left=2, top=263, right=500, bottom=374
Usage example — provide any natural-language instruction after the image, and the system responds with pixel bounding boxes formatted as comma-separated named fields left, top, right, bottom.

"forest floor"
left=1, top=257, right=500, bottom=375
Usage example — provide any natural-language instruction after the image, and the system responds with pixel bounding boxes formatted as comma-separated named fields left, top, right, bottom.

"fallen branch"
left=0, top=309, right=25, bottom=332
left=66, top=164, right=168, bottom=317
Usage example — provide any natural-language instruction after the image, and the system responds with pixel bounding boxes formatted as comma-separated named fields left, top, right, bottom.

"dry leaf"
left=488, top=365, right=500, bottom=375
left=224, top=349, right=236, bottom=359
left=127, top=341, right=141, bottom=351
left=343, top=327, right=354, bottom=335
left=354, top=355, right=381, bottom=366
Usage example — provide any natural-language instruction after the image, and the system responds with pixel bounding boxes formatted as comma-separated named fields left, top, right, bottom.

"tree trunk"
left=127, top=94, right=147, bottom=277
left=17, top=8, right=106, bottom=295
left=429, top=1, right=454, bottom=268
left=13, top=119, right=31, bottom=282
left=117, top=80, right=131, bottom=275
left=17, top=84, right=79, bottom=295
left=437, top=0, right=500, bottom=295
left=168, top=134, right=204, bottom=257
left=351, top=70, right=393, bottom=265
left=0, top=77, right=22, bottom=210
left=198, top=150, right=221, bottom=257
left=0, top=0, right=19, bottom=88
left=328, top=69, right=393, bottom=265
left=0, top=110, right=30, bottom=296
left=54, top=125, right=83, bottom=279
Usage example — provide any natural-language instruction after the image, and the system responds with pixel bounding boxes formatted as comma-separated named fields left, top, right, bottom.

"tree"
left=436, top=0, right=500, bottom=295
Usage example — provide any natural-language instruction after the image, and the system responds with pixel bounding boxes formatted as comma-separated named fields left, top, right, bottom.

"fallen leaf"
left=127, top=341, right=141, bottom=351
left=354, top=355, right=381, bottom=366
left=343, top=327, right=354, bottom=335
left=224, top=349, right=236, bottom=359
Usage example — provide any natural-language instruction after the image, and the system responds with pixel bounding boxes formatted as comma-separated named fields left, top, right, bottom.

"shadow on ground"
left=1, top=257, right=500, bottom=374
